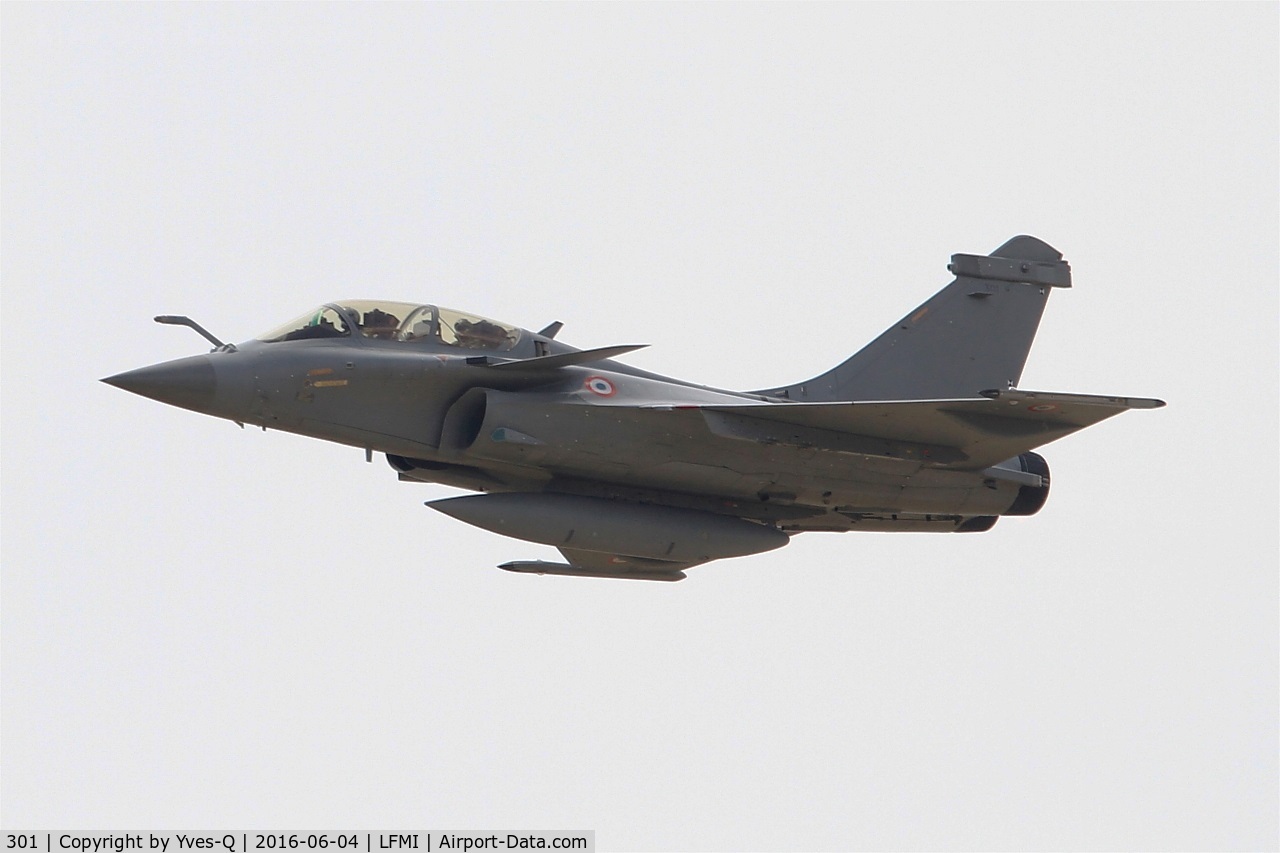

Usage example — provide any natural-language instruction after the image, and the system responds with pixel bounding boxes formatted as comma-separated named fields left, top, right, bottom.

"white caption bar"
left=2, top=833, right=594, bottom=853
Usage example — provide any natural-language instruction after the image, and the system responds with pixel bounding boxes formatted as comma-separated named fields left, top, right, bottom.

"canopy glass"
left=257, top=301, right=521, bottom=351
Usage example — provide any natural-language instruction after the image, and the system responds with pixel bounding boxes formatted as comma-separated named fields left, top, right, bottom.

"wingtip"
left=1124, top=396, right=1168, bottom=409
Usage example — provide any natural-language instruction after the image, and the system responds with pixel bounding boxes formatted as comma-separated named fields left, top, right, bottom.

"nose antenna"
left=154, top=315, right=229, bottom=350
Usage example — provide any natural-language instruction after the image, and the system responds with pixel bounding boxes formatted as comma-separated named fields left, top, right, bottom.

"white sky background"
left=2, top=4, right=1276, bottom=850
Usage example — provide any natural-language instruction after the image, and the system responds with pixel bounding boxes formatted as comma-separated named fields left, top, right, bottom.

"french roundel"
left=585, top=376, right=616, bottom=397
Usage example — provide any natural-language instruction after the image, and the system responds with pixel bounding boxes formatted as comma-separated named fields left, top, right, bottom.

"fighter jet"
left=103, top=236, right=1163, bottom=581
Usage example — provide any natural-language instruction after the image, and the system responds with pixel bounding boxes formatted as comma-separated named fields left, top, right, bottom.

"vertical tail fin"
left=760, top=236, right=1071, bottom=402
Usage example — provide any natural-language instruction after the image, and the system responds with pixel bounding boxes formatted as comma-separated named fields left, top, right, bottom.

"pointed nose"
left=102, top=355, right=216, bottom=412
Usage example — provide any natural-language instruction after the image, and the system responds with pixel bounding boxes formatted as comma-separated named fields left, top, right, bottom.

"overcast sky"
left=3, top=4, right=1276, bottom=850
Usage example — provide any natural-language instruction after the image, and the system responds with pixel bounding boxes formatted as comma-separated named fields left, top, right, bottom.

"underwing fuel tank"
left=427, top=493, right=790, bottom=563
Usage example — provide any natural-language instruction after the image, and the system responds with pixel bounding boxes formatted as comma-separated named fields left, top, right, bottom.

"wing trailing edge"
left=693, top=389, right=1164, bottom=470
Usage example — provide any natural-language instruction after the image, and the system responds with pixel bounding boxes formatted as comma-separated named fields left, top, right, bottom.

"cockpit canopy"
left=257, top=301, right=522, bottom=351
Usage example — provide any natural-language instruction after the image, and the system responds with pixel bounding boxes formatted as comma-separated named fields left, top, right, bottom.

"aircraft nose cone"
left=102, top=355, right=216, bottom=412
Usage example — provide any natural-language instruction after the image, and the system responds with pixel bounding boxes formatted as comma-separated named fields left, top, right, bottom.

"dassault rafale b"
left=104, top=236, right=1163, bottom=581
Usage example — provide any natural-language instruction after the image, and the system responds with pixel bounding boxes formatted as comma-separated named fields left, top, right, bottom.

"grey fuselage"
left=111, top=306, right=1033, bottom=536
left=108, top=236, right=1161, bottom=578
